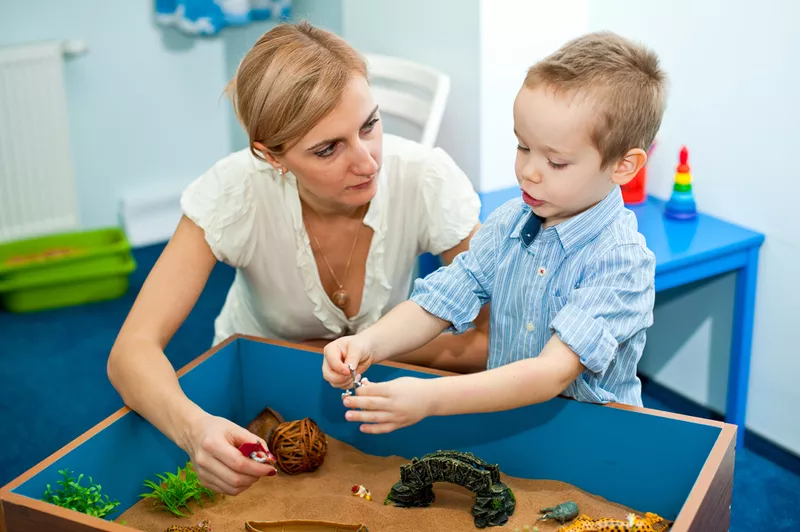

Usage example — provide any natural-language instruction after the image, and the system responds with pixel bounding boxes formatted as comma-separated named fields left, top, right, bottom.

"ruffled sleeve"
left=180, top=156, right=258, bottom=268
left=417, top=147, right=481, bottom=255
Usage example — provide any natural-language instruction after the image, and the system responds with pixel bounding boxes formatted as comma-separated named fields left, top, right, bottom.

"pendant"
left=332, top=289, right=349, bottom=309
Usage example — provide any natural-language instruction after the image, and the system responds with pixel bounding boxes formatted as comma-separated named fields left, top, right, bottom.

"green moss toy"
left=139, top=462, right=216, bottom=517
left=41, top=468, right=120, bottom=518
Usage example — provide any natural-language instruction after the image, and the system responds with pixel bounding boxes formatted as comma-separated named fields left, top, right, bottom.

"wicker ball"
left=268, top=418, right=328, bottom=475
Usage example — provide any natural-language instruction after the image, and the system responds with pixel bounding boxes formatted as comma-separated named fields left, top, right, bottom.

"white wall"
left=340, top=0, right=481, bottom=187
left=479, top=0, right=588, bottom=192
left=0, top=0, right=233, bottom=231
left=584, top=0, right=800, bottom=454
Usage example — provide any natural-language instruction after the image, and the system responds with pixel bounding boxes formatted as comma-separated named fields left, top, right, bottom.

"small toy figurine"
left=164, top=520, right=211, bottom=532
left=351, top=484, right=372, bottom=501
left=238, top=441, right=277, bottom=467
left=664, top=145, right=697, bottom=220
left=538, top=501, right=579, bottom=524
left=557, top=512, right=670, bottom=531
left=341, top=364, right=369, bottom=398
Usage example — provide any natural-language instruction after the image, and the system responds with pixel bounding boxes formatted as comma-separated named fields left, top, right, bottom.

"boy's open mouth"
left=522, top=191, right=545, bottom=207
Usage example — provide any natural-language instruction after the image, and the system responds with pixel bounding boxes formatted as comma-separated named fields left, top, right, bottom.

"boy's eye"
left=315, top=143, right=337, bottom=158
left=548, top=160, right=568, bottom=170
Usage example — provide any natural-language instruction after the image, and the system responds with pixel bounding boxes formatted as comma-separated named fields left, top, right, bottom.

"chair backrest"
left=364, top=53, right=451, bottom=148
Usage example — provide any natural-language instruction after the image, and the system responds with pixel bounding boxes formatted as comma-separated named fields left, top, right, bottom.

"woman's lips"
left=348, top=176, right=374, bottom=190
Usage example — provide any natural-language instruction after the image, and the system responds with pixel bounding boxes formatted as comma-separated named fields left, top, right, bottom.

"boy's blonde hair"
left=225, top=21, right=367, bottom=160
left=525, top=31, right=667, bottom=169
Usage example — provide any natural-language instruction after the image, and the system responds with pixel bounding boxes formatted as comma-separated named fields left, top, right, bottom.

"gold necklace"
left=304, top=204, right=366, bottom=310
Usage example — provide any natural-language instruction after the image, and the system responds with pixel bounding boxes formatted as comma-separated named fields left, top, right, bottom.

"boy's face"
left=513, top=85, right=630, bottom=227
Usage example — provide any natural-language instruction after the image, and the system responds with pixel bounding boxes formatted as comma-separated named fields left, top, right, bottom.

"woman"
left=107, top=21, right=487, bottom=496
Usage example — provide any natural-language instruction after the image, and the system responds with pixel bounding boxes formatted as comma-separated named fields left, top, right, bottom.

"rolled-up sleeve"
left=550, top=243, right=656, bottom=377
left=409, top=212, right=499, bottom=334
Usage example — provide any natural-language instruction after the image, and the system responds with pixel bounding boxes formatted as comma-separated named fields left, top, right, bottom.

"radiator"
left=0, top=40, right=86, bottom=244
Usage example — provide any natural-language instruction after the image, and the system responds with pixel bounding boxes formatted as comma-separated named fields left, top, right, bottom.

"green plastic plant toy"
left=41, top=468, right=120, bottom=518
left=139, top=462, right=216, bottom=517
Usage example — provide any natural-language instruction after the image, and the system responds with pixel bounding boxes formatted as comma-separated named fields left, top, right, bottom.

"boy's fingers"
left=345, top=409, right=395, bottom=424
left=329, top=343, right=353, bottom=375
left=324, top=365, right=351, bottom=388
left=344, top=395, right=390, bottom=411
left=343, top=349, right=362, bottom=373
left=322, top=364, right=342, bottom=384
left=360, top=422, right=400, bottom=435
left=355, top=381, right=387, bottom=397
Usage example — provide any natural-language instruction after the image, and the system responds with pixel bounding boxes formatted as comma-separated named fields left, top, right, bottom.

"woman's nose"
left=351, top=140, right=379, bottom=175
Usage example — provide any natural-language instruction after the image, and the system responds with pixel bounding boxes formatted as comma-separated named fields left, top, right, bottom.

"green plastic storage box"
left=0, top=227, right=137, bottom=313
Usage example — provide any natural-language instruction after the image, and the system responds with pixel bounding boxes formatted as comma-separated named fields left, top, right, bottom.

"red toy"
left=238, top=441, right=277, bottom=467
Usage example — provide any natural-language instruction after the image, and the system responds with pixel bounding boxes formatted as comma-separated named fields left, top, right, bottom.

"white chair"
left=363, top=53, right=451, bottom=148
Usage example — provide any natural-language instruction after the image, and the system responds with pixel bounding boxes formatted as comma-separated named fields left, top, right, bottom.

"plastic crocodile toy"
left=538, top=501, right=579, bottom=524
left=557, top=512, right=670, bottom=532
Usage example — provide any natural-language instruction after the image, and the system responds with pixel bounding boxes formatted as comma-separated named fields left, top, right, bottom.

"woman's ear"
left=254, top=141, right=286, bottom=174
left=610, top=148, right=647, bottom=186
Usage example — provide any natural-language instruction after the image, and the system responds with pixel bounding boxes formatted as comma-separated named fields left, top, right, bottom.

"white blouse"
left=180, top=134, right=481, bottom=346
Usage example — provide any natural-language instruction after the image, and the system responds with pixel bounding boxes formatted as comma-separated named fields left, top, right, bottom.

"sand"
left=115, top=437, right=652, bottom=532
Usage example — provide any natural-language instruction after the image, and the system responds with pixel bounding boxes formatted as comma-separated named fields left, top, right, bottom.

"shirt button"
left=526, top=322, right=534, bottom=332
left=538, top=267, right=547, bottom=276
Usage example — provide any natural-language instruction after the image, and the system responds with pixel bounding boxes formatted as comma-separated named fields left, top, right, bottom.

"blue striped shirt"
left=410, top=185, right=656, bottom=406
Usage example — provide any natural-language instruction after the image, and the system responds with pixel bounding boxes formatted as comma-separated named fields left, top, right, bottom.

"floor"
left=1, top=242, right=798, bottom=530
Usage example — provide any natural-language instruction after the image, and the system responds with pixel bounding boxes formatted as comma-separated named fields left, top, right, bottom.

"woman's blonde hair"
left=225, top=21, right=368, bottom=161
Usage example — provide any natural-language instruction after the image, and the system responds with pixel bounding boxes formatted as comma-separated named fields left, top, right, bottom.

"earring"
left=278, top=168, right=285, bottom=175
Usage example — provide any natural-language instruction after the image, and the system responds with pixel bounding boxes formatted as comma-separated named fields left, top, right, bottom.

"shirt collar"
left=508, top=185, right=624, bottom=253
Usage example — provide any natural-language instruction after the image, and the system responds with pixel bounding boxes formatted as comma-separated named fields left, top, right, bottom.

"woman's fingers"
left=194, top=453, right=259, bottom=495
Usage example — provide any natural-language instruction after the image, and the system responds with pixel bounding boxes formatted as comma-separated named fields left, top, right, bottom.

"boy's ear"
left=254, top=141, right=286, bottom=173
left=610, top=148, right=648, bottom=186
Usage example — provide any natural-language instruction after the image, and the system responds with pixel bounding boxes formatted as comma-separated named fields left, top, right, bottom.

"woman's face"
left=270, top=75, right=383, bottom=213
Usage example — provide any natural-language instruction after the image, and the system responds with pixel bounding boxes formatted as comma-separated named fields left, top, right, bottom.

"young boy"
left=322, top=31, right=667, bottom=434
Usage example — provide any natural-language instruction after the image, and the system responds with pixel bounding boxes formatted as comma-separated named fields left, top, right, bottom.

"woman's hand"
left=182, top=413, right=277, bottom=495
left=322, top=335, right=378, bottom=389
left=341, top=377, right=438, bottom=434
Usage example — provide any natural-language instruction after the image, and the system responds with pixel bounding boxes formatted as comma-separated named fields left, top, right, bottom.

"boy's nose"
left=523, top=165, right=543, bottom=184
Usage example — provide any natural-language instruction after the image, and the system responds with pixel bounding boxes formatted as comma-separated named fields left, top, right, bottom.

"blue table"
left=420, top=192, right=764, bottom=448
left=628, top=196, right=764, bottom=448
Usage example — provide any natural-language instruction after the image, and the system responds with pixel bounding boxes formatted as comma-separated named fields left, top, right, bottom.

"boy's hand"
left=342, top=377, right=437, bottom=434
left=322, top=335, right=377, bottom=389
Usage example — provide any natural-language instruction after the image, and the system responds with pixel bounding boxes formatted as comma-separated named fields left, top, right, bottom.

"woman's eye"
left=548, top=161, right=568, bottom=170
left=362, top=117, right=379, bottom=133
left=315, top=144, right=336, bottom=158
left=516, top=144, right=530, bottom=152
